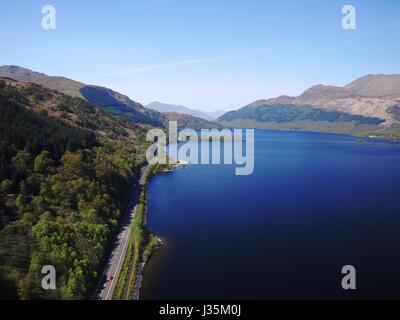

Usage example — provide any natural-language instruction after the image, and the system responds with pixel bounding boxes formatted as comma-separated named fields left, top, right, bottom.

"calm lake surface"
left=141, top=130, right=400, bottom=299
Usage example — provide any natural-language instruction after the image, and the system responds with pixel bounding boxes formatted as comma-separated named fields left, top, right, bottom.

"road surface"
left=93, top=165, right=148, bottom=300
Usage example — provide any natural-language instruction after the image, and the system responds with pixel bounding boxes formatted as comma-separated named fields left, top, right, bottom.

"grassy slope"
left=112, top=164, right=166, bottom=300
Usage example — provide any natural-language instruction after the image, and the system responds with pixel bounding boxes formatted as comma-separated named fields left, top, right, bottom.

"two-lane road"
left=93, top=165, right=148, bottom=300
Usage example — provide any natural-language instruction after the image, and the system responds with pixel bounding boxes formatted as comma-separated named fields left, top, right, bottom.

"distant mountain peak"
left=146, top=101, right=225, bottom=120
left=344, top=74, right=400, bottom=98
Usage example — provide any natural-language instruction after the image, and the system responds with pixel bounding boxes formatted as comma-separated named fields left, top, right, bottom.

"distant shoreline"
left=219, top=126, right=400, bottom=144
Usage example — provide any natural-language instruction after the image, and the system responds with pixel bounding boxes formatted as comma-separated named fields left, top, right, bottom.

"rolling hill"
left=242, top=74, right=400, bottom=125
left=0, top=65, right=85, bottom=98
left=0, top=65, right=164, bottom=126
left=163, top=112, right=222, bottom=130
left=218, top=74, right=400, bottom=138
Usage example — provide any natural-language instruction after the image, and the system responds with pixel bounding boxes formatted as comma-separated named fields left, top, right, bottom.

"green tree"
left=0, top=179, right=12, bottom=195
left=34, top=151, right=55, bottom=175
left=11, top=151, right=33, bottom=180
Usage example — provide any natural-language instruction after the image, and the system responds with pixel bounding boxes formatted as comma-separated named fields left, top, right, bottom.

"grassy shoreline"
left=112, top=163, right=171, bottom=300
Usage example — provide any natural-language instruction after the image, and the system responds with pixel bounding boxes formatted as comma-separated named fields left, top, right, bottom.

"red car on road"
left=106, top=275, right=113, bottom=281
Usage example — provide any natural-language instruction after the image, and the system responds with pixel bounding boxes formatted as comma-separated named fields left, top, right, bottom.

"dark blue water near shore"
left=142, top=130, right=400, bottom=299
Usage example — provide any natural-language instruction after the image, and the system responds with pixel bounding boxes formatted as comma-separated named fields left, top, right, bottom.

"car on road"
left=106, top=275, right=113, bottom=281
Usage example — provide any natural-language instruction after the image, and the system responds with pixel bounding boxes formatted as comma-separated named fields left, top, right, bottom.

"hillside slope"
left=0, top=65, right=85, bottom=98
left=163, top=112, right=222, bottom=130
left=219, top=74, right=400, bottom=138
left=0, top=65, right=164, bottom=126
left=245, top=74, right=400, bottom=124
left=219, top=104, right=385, bottom=135
left=0, top=77, right=149, bottom=299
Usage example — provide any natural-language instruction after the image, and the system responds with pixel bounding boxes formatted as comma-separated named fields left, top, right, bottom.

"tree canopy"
left=0, top=79, right=148, bottom=299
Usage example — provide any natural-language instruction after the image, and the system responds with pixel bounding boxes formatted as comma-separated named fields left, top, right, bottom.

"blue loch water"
left=142, top=130, right=400, bottom=299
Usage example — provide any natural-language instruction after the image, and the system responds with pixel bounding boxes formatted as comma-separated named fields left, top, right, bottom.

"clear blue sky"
left=1, top=0, right=400, bottom=111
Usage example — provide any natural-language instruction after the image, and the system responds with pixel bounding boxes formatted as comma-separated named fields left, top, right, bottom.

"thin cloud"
left=94, top=59, right=206, bottom=78
left=90, top=41, right=303, bottom=79
left=88, top=41, right=305, bottom=81
left=308, top=20, right=400, bottom=58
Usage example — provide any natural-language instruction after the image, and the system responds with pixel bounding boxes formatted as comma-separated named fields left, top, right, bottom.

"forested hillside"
left=0, top=78, right=149, bottom=299
left=219, top=104, right=384, bottom=124
left=163, top=112, right=222, bottom=130
left=218, top=104, right=386, bottom=135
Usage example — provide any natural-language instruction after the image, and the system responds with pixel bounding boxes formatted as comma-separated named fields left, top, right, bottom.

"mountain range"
left=0, top=65, right=219, bottom=130
left=219, top=74, right=400, bottom=138
left=1, top=65, right=399, bottom=140
left=146, top=101, right=226, bottom=121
